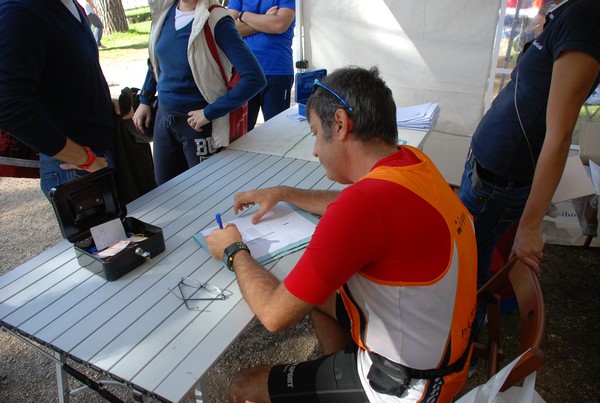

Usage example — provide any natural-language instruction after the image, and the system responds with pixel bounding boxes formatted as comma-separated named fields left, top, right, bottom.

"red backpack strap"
left=204, top=5, right=229, bottom=86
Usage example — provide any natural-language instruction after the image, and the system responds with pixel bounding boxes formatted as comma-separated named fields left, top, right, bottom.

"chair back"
left=474, top=258, right=546, bottom=391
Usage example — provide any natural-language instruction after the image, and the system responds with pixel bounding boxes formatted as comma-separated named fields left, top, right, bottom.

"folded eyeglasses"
left=170, top=277, right=231, bottom=310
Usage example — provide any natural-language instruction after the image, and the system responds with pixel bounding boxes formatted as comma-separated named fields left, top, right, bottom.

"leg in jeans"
left=39, top=149, right=115, bottom=199
left=261, top=75, right=293, bottom=121
left=86, top=13, right=104, bottom=45
left=458, top=153, right=531, bottom=334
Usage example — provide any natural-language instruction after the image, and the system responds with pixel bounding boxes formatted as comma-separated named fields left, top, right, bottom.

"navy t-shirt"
left=471, top=0, right=600, bottom=181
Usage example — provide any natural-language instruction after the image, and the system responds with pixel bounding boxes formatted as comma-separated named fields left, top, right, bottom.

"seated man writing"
left=205, top=66, right=477, bottom=403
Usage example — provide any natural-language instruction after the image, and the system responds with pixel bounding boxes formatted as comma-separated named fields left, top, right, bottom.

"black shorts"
left=268, top=295, right=368, bottom=403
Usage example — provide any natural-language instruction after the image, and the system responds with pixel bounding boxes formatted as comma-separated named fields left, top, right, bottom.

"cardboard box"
left=49, top=168, right=165, bottom=281
left=295, top=69, right=327, bottom=117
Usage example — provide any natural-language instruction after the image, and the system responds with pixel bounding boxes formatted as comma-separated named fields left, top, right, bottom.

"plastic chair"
left=472, top=258, right=546, bottom=391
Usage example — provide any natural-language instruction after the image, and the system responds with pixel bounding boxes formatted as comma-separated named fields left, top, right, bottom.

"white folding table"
left=0, top=105, right=430, bottom=402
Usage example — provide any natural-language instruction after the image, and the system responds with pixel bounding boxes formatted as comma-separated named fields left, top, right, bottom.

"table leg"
left=194, top=374, right=209, bottom=403
left=55, top=351, right=71, bottom=403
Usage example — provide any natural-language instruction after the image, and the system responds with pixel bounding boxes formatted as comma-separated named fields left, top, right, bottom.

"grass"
left=99, top=7, right=151, bottom=62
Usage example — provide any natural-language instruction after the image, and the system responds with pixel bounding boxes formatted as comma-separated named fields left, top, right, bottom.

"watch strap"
left=224, top=242, right=250, bottom=272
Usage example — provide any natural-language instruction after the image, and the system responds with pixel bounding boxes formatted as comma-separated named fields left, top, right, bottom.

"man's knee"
left=228, top=366, right=271, bottom=403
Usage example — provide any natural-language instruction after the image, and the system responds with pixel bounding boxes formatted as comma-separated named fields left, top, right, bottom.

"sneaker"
left=97, top=43, right=106, bottom=49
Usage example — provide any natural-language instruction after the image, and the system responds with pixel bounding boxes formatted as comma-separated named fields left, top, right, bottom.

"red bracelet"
left=77, top=146, right=97, bottom=170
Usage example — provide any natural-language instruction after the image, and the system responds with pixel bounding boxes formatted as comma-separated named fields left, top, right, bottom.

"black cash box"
left=49, top=168, right=165, bottom=281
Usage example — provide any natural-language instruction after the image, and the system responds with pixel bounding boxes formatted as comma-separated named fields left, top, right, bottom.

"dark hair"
left=306, top=66, right=397, bottom=145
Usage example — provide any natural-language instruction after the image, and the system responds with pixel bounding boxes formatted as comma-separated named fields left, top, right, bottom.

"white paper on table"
left=196, top=202, right=318, bottom=262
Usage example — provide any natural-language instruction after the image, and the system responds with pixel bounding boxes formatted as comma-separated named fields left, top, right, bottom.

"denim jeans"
left=86, top=13, right=104, bottom=45
left=39, top=149, right=115, bottom=200
left=458, top=151, right=531, bottom=332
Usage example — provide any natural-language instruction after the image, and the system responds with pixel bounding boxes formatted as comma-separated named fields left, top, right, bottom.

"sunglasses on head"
left=312, top=79, right=353, bottom=111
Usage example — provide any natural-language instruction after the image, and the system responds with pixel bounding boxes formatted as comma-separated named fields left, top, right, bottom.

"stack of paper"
left=194, top=202, right=319, bottom=266
left=396, top=102, right=440, bottom=131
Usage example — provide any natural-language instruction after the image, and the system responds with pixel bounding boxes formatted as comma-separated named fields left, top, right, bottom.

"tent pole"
left=486, top=0, right=509, bottom=112
left=295, top=0, right=307, bottom=71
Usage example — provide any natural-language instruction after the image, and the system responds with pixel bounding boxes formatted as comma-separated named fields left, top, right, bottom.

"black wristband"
left=223, top=242, right=250, bottom=272
left=238, top=11, right=245, bottom=22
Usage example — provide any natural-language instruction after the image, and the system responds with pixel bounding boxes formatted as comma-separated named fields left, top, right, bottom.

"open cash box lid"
left=49, top=168, right=127, bottom=244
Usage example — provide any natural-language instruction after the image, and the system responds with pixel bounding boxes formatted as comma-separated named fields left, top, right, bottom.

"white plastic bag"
left=457, top=350, right=545, bottom=403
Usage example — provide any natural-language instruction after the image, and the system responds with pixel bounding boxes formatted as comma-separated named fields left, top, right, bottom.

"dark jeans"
left=458, top=150, right=531, bottom=333
left=86, top=13, right=103, bottom=45
left=247, top=74, right=293, bottom=131
left=152, top=107, right=216, bottom=185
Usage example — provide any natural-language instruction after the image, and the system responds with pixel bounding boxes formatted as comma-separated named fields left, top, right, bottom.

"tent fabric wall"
left=301, top=0, right=499, bottom=138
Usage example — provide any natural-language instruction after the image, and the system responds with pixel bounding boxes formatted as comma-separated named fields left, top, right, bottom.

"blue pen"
left=216, top=212, right=223, bottom=229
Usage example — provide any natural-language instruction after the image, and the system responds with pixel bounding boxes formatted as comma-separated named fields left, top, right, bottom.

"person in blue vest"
left=133, top=0, right=265, bottom=185
left=228, top=0, right=296, bottom=131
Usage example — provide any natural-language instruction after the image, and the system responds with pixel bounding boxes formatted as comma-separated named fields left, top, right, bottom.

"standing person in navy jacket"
left=0, top=0, right=117, bottom=199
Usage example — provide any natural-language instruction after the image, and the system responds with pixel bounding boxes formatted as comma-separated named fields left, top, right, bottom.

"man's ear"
left=333, top=109, right=353, bottom=140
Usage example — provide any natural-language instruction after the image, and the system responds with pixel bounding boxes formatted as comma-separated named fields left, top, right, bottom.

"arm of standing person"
left=133, top=67, right=158, bottom=134
left=239, top=6, right=295, bottom=34
left=233, top=186, right=339, bottom=224
left=229, top=5, right=294, bottom=37
left=85, top=0, right=98, bottom=15
left=187, top=16, right=266, bottom=130
left=511, top=50, right=600, bottom=272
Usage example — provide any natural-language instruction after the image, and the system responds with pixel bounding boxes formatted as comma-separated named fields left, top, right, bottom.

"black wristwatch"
left=223, top=242, right=250, bottom=272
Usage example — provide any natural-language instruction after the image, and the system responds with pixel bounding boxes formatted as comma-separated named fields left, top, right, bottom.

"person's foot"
left=97, top=42, right=106, bottom=49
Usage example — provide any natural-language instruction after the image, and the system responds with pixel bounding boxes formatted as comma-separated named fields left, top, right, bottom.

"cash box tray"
left=49, top=168, right=165, bottom=281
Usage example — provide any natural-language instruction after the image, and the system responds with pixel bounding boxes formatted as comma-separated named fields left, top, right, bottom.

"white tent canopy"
left=296, top=0, right=500, bottom=181
left=298, top=0, right=499, bottom=137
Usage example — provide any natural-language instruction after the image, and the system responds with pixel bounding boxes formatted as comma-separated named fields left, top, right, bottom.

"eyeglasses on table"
left=169, top=277, right=232, bottom=310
